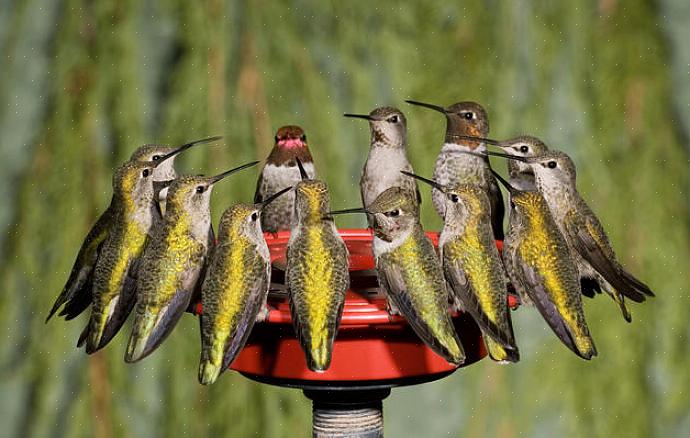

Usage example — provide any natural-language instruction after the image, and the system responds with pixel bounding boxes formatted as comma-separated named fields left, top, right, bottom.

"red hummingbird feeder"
left=192, top=228, right=517, bottom=437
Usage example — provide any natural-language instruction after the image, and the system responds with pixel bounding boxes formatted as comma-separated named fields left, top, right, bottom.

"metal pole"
left=304, top=388, right=391, bottom=438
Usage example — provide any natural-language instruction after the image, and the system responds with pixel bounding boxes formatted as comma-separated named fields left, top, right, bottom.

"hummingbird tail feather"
left=76, top=324, right=89, bottom=348
left=484, top=336, right=520, bottom=364
left=198, top=361, right=221, bottom=385
left=125, top=313, right=156, bottom=363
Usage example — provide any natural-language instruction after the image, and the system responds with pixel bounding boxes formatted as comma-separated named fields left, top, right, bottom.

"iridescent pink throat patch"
left=278, top=138, right=304, bottom=149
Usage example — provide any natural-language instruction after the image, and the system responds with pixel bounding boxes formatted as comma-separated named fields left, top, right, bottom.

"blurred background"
left=1, top=1, right=689, bottom=437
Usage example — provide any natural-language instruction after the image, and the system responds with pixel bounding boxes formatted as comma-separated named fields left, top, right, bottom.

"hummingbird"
left=285, top=158, right=349, bottom=372
left=124, top=161, right=259, bottom=363
left=80, top=155, right=179, bottom=353
left=46, top=136, right=221, bottom=323
left=486, top=149, right=655, bottom=322
left=198, top=186, right=293, bottom=385
left=343, top=107, right=420, bottom=225
left=490, top=168, right=597, bottom=359
left=330, top=187, right=465, bottom=366
left=254, top=126, right=316, bottom=233
left=401, top=171, right=519, bottom=363
left=405, top=99, right=504, bottom=239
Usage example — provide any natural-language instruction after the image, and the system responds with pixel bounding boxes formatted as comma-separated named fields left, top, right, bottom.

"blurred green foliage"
left=0, top=1, right=689, bottom=437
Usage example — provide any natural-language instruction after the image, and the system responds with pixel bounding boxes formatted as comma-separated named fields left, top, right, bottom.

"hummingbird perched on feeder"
left=343, top=107, right=420, bottom=225
left=198, top=186, right=293, bottom=385
left=330, top=187, right=465, bottom=366
left=254, top=126, right=317, bottom=233
left=80, top=150, right=187, bottom=354
left=405, top=100, right=504, bottom=239
left=124, top=161, right=259, bottom=363
left=286, top=158, right=349, bottom=372
left=46, top=136, right=221, bottom=323
left=490, top=168, right=597, bottom=359
left=401, top=171, right=519, bottom=363
left=485, top=149, right=655, bottom=322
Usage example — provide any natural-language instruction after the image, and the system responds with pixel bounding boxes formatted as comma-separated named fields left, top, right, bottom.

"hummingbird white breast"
left=432, top=142, right=489, bottom=216
left=361, top=147, right=415, bottom=208
left=259, top=161, right=316, bottom=232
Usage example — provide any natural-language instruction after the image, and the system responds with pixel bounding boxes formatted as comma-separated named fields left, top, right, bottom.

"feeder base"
left=304, top=388, right=390, bottom=438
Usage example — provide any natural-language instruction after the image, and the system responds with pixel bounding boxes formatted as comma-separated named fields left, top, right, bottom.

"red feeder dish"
left=191, top=228, right=517, bottom=437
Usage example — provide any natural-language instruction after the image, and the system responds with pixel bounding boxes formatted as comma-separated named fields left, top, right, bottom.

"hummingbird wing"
left=46, top=205, right=112, bottom=322
left=488, top=173, right=505, bottom=240
left=127, top=263, right=203, bottom=362
left=512, top=252, right=596, bottom=360
left=253, top=169, right=264, bottom=204
left=377, top=250, right=464, bottom=366
left=564, top=213, right=653, bottom=302
left=199, top=241, right=271, bottom=385
left=443, top=257, right=516, bottom=351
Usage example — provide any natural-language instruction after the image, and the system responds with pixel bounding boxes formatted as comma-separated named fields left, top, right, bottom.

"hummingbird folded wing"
left=377, top=261, right=465, bottom=366
left=443, top=258, right=516, bottom=351
left=85, top=260, right=139, bottom=353
left=126, top=265, right=202, bottom=362
left=488, top=176, right=505, bottom=240
left=564, top=216, right=653, bottom=302
left=253, top=171, right=264, bottom=204
left=47, top=206, right=112, bottom=322
left=514, top=254, right=596, bottom=360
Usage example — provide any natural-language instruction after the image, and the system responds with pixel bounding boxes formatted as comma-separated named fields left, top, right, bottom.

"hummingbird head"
left=165, top=161, right=260, bottom=216
left=129, top=136, right=222, bottom=181
left=219, top=186, right=293, bottom=242
left=400, top=171, right=488, bottom=227
left=113, top=160, right=158, bottom=211
left=344, top=106, right=407, bottom=148
left=491, top=135, right=549, bottom=178
left=218, top=203, right=265, bottom=246
left=294, top=179, right=331, bottom=224
left=267, top=126, right=313, bottom=167
left=366, top=187, right=419, bottom=241
left=405, top=100, right=489, bottom=148
left=483, top=149, right=577, bottom=191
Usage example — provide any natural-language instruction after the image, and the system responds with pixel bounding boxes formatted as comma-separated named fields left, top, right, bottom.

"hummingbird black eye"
left=142, top=169, right=150, bottom=177
left=519, top=146, right=529, bottom=153
left=385, top=209, right=400, bottom=218
left=251, top=212, right=259, bottom=221
left=196, top=185, right=206, bottom=194
left=300, top=134, right=306, bottom=142
left=547, top=161, right=557, bottom=169
left=389, top=115, right=399, bottom=123
left=152, top=155, right=161, bottom=161
left=450, top=194, right=459, bottom=203
left=463, top=112, right=473, bottom=120
left=274, top=135, right=280, bottom=143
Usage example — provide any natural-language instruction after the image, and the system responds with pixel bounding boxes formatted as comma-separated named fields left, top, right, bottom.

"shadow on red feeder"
left=190, top=228, right=517, bottom=436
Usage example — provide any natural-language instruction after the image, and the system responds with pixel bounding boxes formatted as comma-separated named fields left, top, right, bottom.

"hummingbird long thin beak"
left=208, top=161, right=260, bottom=185
left=295, top=157, right=309, bottom=180
left=489, top=168, right=519, bottom=195
left=452, top=135, right=502, bottom=146
left=259, top=186, right=293, bottom=210
left=343, top=113, right=374, bottom=121
left=154, top=135, right=223, bottom=167
left=327, top=207, right=369, bottom=215
left=400, top=171, right=446, bottom=193
left=405, top=100, right=447, bottom=114
left=484, top=150, right=530, bottom=162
